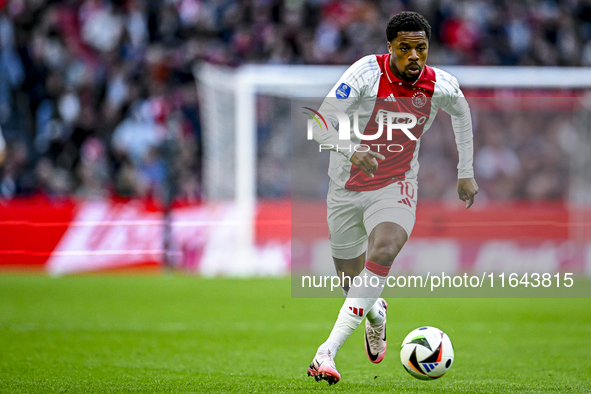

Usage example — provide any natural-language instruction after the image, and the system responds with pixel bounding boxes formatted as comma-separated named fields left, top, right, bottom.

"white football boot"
left=307, top=349, right=341, bottom=385
left=364, top=298, right=388, bottom=363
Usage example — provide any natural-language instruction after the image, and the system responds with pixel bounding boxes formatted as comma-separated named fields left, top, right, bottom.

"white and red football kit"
left=312, top=54, right=475, bottom=258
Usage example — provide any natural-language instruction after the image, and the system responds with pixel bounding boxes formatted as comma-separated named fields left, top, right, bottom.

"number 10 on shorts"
left=398, top=181, right=415, bottom=199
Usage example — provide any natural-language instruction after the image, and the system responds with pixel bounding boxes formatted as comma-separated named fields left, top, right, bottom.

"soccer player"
left=307, top=12, right=479, bottom=385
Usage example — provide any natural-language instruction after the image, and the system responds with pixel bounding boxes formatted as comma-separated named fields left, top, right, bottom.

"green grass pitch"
left=0, top=274, right=590, bottom=393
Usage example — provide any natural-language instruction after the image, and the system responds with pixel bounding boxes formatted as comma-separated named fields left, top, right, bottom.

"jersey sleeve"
left=311, top=55, right=379, bottom=160
left=435, top=70, right=474, bottom=179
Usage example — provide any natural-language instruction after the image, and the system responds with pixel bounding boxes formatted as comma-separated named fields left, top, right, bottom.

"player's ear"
left=387, top=41, right=392, bottom=53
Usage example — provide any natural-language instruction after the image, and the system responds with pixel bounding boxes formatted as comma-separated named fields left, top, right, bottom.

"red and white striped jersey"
left=312, top=53, right=474, bottom=192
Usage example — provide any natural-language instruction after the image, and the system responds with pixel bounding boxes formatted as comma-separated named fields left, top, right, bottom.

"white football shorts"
left=327, top=179, right=417, bottom=260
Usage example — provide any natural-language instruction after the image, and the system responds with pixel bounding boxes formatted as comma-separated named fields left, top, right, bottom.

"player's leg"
left=361, top=182, right=417, bottom=363
left=315, top=224, right=406, bottom=360
left=333, top=254, right=365, bottom=293
left=366, top=222, right=408, bottom=266
left=333, top=254, right=386, bottom=324
left=310, top=258, right=370, bottom=384
left=361, top=221, right=408, bottom=362
left=312, top=223, right=408, bottom=374
left=330, top=252, right=388, bottom=361
left=309, top=182, right=366, bottom=384
left=363, top=181, right=417, bottom=270
left=309, top=183, right=415, bottom=383
left=309, top=254, right=379, bottom=385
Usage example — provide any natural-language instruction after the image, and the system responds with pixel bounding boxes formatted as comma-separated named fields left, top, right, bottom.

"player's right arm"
left=311, top=55, right=383, bottom=171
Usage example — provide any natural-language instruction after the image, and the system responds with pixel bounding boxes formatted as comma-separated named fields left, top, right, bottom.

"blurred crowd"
left=192, top=0, right=591, bottom=67
left=0, top=0, right=202, bottom=202
left=0, top=0, right=589, bottom=202
left=418, top=103, right=577, bottom=202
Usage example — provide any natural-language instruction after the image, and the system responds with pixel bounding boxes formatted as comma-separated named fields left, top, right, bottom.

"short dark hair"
left=386, top=12, right=431, bottom=42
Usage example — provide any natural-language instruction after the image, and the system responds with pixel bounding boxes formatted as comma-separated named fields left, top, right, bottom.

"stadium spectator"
left=0, top=0, right=585, bottom=202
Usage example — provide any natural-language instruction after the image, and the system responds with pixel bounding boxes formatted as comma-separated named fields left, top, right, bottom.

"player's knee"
left=334, top=255, right=365, bottom=280
left=367, top=243, right=399, bottom=266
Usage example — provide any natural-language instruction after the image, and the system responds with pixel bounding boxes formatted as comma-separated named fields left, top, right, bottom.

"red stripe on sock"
left=365, top=260, right=390, bottom=277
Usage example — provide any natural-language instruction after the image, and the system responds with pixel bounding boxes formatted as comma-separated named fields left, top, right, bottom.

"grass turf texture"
left=0, top=275, right=590, bottom=393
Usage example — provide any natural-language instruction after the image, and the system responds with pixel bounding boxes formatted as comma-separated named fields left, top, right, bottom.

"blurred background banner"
left=0, top=0, right=590, bottom=280
left=0, top=198, right=290, bottom=275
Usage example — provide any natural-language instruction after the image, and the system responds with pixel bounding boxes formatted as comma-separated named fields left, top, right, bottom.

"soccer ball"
left=400, top=326, right=454, bottom=380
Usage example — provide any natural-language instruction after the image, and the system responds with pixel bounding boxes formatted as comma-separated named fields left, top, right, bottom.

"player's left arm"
left=439, top=75, right=479, bottom=208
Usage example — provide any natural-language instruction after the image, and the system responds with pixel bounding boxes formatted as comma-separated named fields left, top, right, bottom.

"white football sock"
left=343, top=287, right=384, bottom=324
left=366, top=300, right=385, bottom=325
left=317, top=261, right=389, bottom=357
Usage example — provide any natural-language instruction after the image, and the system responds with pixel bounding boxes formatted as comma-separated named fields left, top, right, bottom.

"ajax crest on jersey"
left=412, top=91, right=427, bottom=107
left=400, top=326, right=454, bottom=380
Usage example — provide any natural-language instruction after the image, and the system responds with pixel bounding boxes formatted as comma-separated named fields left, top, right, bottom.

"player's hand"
left=457, top=178, right=479, bottom=209
left=350, top=150, right=385, bottom=178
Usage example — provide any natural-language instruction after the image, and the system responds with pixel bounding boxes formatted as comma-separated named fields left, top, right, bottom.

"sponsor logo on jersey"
left=335, top=83, right=351, bottom=99
left=375, top=109, right=416, bottom=127
left=412, top=91, right=427, bottom=108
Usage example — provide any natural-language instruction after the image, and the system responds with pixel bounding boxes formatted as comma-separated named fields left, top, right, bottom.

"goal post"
left=195, top=63, right=350, bottom=263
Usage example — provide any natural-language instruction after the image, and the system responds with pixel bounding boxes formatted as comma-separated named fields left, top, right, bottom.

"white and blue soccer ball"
left=400, top=326, right=454, bottom=380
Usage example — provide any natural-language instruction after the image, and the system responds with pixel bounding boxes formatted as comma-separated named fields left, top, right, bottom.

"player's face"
left=387, top=31, right=429, bottom=82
